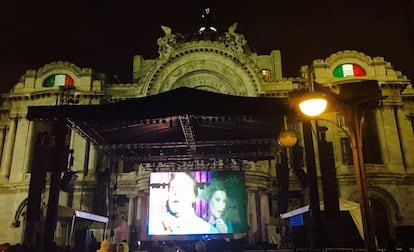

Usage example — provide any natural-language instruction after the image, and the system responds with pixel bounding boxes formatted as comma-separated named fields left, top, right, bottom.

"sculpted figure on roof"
left=157, top=25, right=184, bottom=62
left=224, top=23, right=248, bottom=61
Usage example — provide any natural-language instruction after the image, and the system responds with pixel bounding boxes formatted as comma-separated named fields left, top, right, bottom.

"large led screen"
left=148, top=171, right=248, bottom=236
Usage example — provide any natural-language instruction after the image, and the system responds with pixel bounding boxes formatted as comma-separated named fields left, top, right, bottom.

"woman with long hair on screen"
left=148, top=172, right=218, bottom=235
left=203, top=179, right=233, bottom=233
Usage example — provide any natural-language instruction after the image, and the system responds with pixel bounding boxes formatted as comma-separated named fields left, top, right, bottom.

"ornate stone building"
left=0, top=21, right=413, bottom=249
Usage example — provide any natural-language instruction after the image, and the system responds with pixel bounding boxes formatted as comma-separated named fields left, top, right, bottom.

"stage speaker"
left=61, top=170, right=78, bottom=192
left=276, top=190, right=288, bottom=213
left=293, top=168, right=308, bottom=189
left=319, top=141, right=340, bottom=216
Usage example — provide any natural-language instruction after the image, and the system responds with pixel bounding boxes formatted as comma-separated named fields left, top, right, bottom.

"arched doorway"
left=371, top=198, right=391, bottom=248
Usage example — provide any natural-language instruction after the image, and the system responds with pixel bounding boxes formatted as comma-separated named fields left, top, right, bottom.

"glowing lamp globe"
left=298, top=92, right=328, bottom=117
left=277, top=130, right=298, bottom=147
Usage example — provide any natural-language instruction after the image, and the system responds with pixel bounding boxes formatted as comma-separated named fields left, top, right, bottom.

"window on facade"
left=336, top=113, right=346, bottom=127
left=261, top=69, right=271, bottom=81
left=341, top=110, right=383, bottom=165
left=340, top=137, right=353, bottom=165
left=362, top=110, right=383, bottom=164
left=333, top=63, right=365, bottom=78
left=43, top=74, right=74, bottom=87
left=122, top=161, right=136, bottom=173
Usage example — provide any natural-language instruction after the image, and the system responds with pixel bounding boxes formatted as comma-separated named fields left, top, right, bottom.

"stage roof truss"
left=27, top=87, right=289, bottom=164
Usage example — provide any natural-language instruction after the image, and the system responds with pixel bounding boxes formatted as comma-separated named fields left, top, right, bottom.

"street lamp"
left=292, top=73, right=382, bottom=252
left=277, top=115, right=298, bottom=147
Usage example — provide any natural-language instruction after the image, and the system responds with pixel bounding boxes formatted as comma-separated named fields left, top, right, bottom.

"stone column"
left=0, top=127, right=6, bottom=167
left=10, top=117, right=33, bottom=181
left=128, top=196, right=135, bottom=226
left=87, top=144, right=98, bottom=176
left=23, top=121, right=34, bottom=174
left=127, top=195, right=137, bottom=246
left=137, top=191, right=148, bottom=241
left=247, top=188, right=258, bottom=243
left=136, top=194, right=142, bottom=222
left=259, top=190, right=270, bottom=242
left=377, top=108, right=405, bottom=172
left=397, top=110, right=414, bottom=169
left=0, top=116, right=17, bottom=179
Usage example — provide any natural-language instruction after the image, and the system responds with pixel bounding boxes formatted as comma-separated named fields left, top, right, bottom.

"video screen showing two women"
left=148, top=171, right=248, bottom=236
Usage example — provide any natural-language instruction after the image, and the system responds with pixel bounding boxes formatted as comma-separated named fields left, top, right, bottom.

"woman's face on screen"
left=168, top=173, right=196, bottom=214
left=210, top=190, right=227, bottom=219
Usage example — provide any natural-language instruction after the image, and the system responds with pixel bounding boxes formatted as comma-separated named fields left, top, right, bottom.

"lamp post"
left=278, top=116, right=323, bottom=248
left=293, top=73, right=381, bottom=252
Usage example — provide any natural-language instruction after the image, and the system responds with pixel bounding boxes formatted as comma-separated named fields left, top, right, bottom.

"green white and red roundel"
left=43, top=74, right=74, bottom=87
left=333, top=64, right=365, bottom=78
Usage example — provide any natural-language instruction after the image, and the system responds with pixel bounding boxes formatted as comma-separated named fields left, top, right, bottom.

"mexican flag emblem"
left=43, top=74, right=74, bottom=87
left=333, top=64, right=365, bottom=78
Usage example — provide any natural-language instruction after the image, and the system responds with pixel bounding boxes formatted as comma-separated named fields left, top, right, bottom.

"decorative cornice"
left=324, top=50, right=373, bottom=65
left=37, top=61, right=82, bottom=76
left=143, top=42, right=260, bottom=95
left=143, top=24, right=260, bottom=95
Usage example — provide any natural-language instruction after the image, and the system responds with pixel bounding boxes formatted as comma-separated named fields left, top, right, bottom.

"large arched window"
left=261, top=69, right=271, bottom=81
left=43, top=74, right=74, bottom=87
left=371, top=198, right=391, bottom=247
left=333, top=63, right=365, bottom=78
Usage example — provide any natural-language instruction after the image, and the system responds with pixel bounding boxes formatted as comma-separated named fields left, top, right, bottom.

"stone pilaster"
left=87, top=144, right=98, bottom=176
left=376, top=107, right=405, bottom=172
left=396, top=108, right=414, bottom=170
left=136, top=190, right=148, bottom=241
left=136, top=193, right=142, bottom=222
left=0, top=127, right=6, bottom=167
left=259, top=190, right=270, bottom=242
left=23, top=121, right=34, bottom=174
left=10, top=117, right=33, bottom=181
left=127, top=195, right=135, bottom=226
left=247, top=188, right=258, bottom=242
left=0, top=116, right=17, bottom=179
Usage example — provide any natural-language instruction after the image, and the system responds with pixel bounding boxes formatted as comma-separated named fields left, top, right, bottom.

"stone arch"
left=325, top=50, right=373, bottom=65
left=12, top=198, right=28, bottom=228
left=37, top=61, right=82, bottom=76
left=35, top=61, right=82, bottom=90
left=314, top=50, right=381, bottom=85
left=348, top=186, right=401, bottom=223
left=171, top=70, right=238, bottom=94
left=369, top=186, right=403, bottom=245
left=142, top=47, right=261, bottom=96
left=369, top=186, right=402, bottom=223
left=348, top=185, right=402, bottom=244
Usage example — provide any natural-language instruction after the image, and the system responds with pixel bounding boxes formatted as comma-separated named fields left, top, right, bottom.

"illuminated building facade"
left=0, top=22, right=413, bottom=249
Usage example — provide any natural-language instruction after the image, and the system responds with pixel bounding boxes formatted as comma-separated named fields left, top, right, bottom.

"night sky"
left=1, top=0, right=414, bottom=94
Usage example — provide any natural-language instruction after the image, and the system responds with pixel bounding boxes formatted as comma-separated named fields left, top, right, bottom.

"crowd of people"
left=92, top=239, right=209, bottom=252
